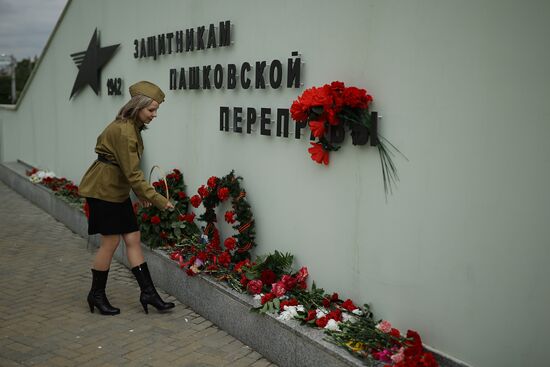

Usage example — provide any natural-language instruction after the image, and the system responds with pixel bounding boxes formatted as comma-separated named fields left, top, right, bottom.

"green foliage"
left=292, top=281, right=326, bottom=310
left=244, top=250, right=294, bottom=280
left=137, top=169, right=200, bottom=248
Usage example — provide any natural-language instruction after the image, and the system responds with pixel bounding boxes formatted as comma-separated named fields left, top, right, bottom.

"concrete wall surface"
left=1, top=1, right=550, bottom=366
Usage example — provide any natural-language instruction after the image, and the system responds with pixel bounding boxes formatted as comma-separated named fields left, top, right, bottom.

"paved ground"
left=0, top=181, right=277, bottom=367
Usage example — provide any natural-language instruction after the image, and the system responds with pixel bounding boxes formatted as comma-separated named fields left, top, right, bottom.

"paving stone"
left=0, top=181, right=277, bottom=367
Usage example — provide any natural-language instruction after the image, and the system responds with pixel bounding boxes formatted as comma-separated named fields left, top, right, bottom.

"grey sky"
left=0, top=0, right=67, bottom=60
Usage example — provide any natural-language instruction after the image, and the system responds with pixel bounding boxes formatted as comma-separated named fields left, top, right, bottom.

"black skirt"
left=86, top=197, right=139, bottom=235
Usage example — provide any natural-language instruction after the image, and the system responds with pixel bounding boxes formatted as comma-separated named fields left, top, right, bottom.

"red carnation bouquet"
left=291, top=81, right=404, bottom=196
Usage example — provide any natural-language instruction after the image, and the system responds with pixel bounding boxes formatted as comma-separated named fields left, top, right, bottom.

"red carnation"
left=390, top=328, right=401, bottom=339
left=260, top=269, right=277, bottom=285
left=279, top=298, right=298, bottom=311
left=290, top=100, right=309, bottom=122
left=326, top=108, right=340, bottom=126
left=190, top=195, right=202, bottom=208
left=330, top=81, right=346, bottom=93
left=150, top=215, right=161, bottom=225
left=224, top=237, right=237, bottom=250
left=343, top=86, right=372, bottom=109
left=217, top=187, right=230, bottom=201
left=169, top=251, right=181, bottom=261
left=235, top=259, right=251, bottom=273
left=198, top=185, right=209, bottom=198
left=308, top=143, right=329, bottom=165
left=183, top=213, right=195, bottom=222
left=330, top=292, right=339, bottom=302
left=197, top=251, right=208, bottom=262
left=160, top=231, right=168, bottom=239
left=206, top=264, right=219, bottom=272
left=207, top=176, right=219, bottom=188
left=177, top=191, right=186, bottom=199
left=83, top=201, right=90, bottom=219
left=240, top=274, right=249, bottom=287
left=247, top=279, right=263, bottom=295
left=316, top=316, right=328, bottom=328
left=326, top=309, right=342, bottom=322
left=177, top=214, right=185, bottom=221
left=322, top=298, right=331, bottom=308
left=309, top=120, right=326, bottom=138
left=261, top=293, right=275, bottom=305
left=305, top=310, right=316, bottom=322
left=218, top=251, right=231, bottom=267
left=281, top=274, right=297, bottom=291
left=342, top=299, right=358, bottom=312
left=225, top=211, right=236, bottom=224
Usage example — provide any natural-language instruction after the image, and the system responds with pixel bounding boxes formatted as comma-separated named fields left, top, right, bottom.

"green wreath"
left=189, top=170, right=256, bottom=262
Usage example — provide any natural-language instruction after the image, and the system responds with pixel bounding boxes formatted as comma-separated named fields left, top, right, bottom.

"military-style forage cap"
left=129, top=81, right=165, bottom=103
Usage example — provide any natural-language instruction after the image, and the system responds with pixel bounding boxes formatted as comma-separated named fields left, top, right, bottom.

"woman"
left=79, top=81, right=175, bottom=315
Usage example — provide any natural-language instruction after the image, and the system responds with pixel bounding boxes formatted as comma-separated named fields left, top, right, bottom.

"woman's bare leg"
left=92, top=235, right=121, bottom=270
left=122, top=231, right=144, bottom=267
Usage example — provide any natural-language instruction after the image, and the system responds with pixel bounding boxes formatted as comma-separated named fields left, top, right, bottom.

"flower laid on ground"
left=290, top=81, right=406, bottom=196
left=26, top=167, right=85, bottom=208
left=137, top=168, right=200, bottom=249
left=27, top=168, right=56, bottom=183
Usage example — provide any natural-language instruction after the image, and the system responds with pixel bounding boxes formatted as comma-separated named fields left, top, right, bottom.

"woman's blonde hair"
left=116, top=95, right=154, bottom=121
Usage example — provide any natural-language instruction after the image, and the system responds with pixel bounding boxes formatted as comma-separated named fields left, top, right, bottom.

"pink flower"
left=296, top=267, right=309, bottom=282
left=376, top=320, right=392, bottom=333
left=373, top=349, right=392, bottom=362
left=391, top=347, right=405, bottom=364
left=247, top=280, right=263, bottom=295
left=271, top=281, right=286, bottom=297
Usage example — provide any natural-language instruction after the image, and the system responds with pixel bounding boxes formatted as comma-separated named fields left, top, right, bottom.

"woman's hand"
left=140, top=200, right=152, bottom=208
left=164, top=201, right=175, bottom=211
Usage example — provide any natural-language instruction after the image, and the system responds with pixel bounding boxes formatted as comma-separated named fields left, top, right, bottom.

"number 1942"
left=107, top=78, right=122, bottom=96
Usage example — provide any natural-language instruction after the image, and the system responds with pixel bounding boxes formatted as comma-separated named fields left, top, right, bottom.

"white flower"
left=342, top=313, right=358, bottom=323
left=324, top=319, right=341, bottom=331
left=316, top=308, right=327, bottom=319
left=282, top=305, right=299, bottom=318
left=351, top=309, right=363, bottom=316
left=38, top=170, right=55, bottom=179
left=253, top=294, right=263, bottom=301
left=29, top=175, right=41, bottom=183
left=296, top=305, right=305, bottom=313
left=277, top=310, right=293, bottom=321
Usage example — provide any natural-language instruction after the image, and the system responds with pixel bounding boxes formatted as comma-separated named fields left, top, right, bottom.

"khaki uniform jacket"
left=78, top=118, right=169, bottom=210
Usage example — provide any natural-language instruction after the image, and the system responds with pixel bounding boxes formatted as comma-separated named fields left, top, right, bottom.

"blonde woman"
left=79, top=81, right=175, bottom=315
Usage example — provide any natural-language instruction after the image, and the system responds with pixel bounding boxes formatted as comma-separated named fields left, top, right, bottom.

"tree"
left=0, top=57, right=37, bottom=104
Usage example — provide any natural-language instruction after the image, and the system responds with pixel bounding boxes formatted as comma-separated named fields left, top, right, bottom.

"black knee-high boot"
left=131, top=262, right=175, bottom=314
left=87, top=269, right=120, bottom=315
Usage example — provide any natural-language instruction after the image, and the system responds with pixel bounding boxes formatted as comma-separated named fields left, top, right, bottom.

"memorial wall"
left=1, top=1, right=549, bottom=366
